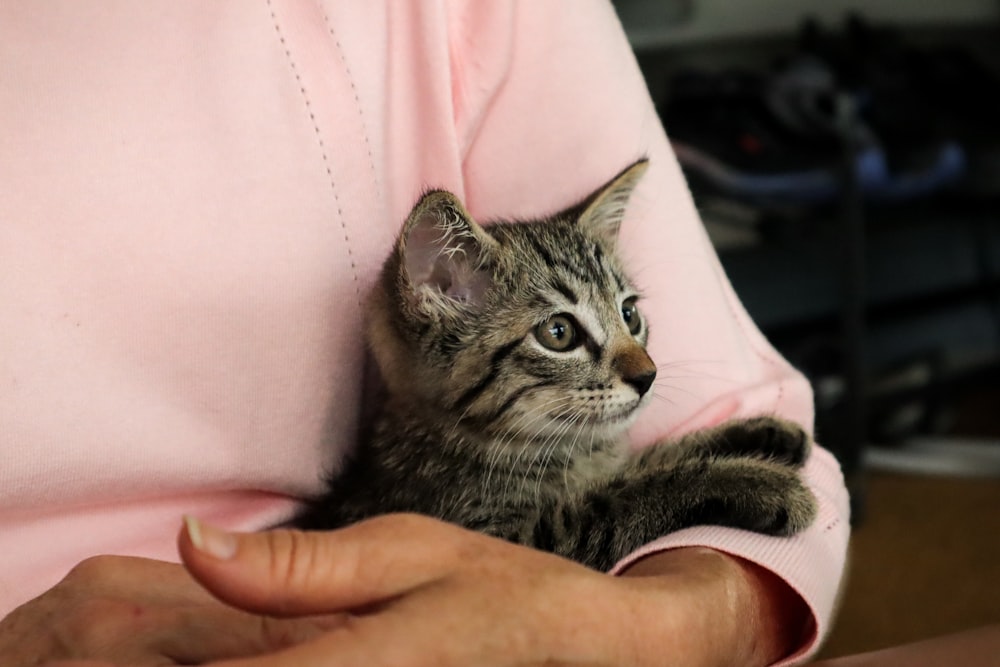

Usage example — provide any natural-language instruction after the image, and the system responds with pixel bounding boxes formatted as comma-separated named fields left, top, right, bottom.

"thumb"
left=178, top=514, right=463, bottom=617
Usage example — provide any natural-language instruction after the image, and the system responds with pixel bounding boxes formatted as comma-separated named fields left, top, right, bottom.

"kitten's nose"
left=624, top=369, right=656, bottom=397
left=613, top=348, right=657, bottom=397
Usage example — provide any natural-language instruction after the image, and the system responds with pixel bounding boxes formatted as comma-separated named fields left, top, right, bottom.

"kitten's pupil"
left=536, top=314, right=578, bottom=352
left=622, top=298, right=641, bottom=335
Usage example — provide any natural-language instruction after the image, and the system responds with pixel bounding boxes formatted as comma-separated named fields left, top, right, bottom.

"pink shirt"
left=0, top=1, right=849, bottom=663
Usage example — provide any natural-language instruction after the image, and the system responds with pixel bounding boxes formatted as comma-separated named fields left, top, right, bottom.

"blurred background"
left=611, top=0, right=1000, bottom=660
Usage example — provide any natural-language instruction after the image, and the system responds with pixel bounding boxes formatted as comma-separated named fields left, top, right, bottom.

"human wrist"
left=617, top=547, right=810, bottom=667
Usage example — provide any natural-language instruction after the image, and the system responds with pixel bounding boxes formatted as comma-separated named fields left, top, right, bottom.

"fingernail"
left=184, top=515, right=238, bottom=560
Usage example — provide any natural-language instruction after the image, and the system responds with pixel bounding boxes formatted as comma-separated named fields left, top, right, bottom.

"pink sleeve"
left=448, top=1, right=851, bottom=663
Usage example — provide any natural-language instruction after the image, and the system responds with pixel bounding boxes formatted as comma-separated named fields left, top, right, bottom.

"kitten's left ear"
left=577, top=158, right=649, bottom=246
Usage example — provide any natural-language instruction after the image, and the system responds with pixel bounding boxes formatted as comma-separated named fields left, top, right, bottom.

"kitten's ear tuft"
left=399, top=190, right=498, bottom=311
left=577, top=158, right=649, bottom=246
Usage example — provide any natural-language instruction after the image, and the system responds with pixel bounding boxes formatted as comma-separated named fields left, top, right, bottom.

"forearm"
left=618, top=547, right=811, bottom=667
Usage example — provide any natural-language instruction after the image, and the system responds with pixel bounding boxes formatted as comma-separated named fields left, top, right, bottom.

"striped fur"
left=298, top=160, right=817, bottom=571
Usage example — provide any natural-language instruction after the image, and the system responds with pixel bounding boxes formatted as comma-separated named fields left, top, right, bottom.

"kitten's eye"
left=622, top=298, right=642, bottom=335
left=535, top=314, right=578, bottom=352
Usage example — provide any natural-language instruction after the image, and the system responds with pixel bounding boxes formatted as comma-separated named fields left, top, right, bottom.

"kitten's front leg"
left=525, top=456, right=817, bottom=572
left=636, top=416, right=812, bottom=469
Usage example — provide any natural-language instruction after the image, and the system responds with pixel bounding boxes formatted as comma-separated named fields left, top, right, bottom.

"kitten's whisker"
left=530, top=409, right=582, bottom=502
left=476, top=395, right=566, bottom=496
left=654, top=359, right=737, bottom=385
left=548, top=408, right=587, bottom=496
left=520, top=400, right=582, bottom=503
left=588, top=423, right=597, bottom=460
left=652, top=380, right=703, bottom=401
left=495, top=396, right=576, bottom=500
left=655, top=358, right=726, bottom=369
left=446, top=402, right=478, bottom=440
left=493, top=395, right=575, bottom=461
left=488, top=394, right=568, bottom=460
left=544, top=411, right=580, bottom=484
left=562, top=410, right=590, bottom=493
left=518, top=404, right=575, bottom=502
left=650, top=390, right=677, bottom=406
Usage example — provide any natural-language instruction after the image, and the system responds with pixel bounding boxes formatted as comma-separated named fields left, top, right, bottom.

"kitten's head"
left=368, top=159, right=655, bottom=443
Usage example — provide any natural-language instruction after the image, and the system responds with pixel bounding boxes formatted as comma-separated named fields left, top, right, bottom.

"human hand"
left=159, top=513, right=786, bottom=667
left=0, top=554, right=339, bottom=666
left=36, top=513, right=806, bottom=667
left=172, top=513, right=648, bottom=666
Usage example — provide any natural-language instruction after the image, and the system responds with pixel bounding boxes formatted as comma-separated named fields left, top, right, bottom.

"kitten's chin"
left=543, top=406, right=642, bottom=441
left=590, top=409, right=642, bottom=437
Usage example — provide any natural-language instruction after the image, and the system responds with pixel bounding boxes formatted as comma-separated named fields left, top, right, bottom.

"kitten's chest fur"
left=300, top=399, right=626, bottom=536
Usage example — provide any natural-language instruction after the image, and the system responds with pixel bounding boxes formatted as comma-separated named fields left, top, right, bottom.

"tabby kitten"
left=299, top=159, right=817, bottom=571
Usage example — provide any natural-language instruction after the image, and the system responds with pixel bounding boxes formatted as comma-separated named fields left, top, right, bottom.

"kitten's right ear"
left=398, top=190, right=499, bottom=313
left=576, top=158, right=649, bottom=247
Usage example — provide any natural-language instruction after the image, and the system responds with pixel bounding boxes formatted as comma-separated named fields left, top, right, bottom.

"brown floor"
left=815, top=470, right=1000, bottom=659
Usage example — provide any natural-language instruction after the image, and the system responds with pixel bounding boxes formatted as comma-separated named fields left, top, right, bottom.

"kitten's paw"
left=693, top=461, right=818, bottom=536
left=716, top=416, right=812, bottom=468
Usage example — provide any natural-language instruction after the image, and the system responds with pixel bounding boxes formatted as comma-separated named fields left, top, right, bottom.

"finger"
left=203, top=608, right=462, bottom=667
left=179, top=514, right=469, bottom=616
left=31, top=595, right=344, bottom=665
left=154, top=607, right=348, bottom=664
left=60, top=555, right=218, bottom=605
